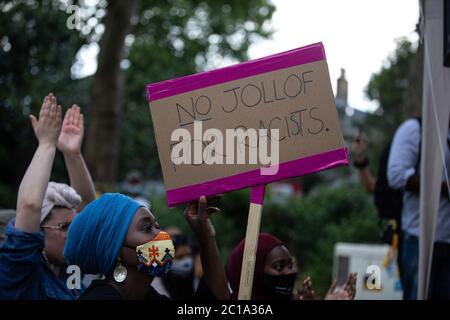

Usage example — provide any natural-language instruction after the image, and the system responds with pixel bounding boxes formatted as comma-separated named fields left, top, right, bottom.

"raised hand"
left=57, top=104, right=84, bottom=155
left=295, top=276, right=316, bottom=300
left=16, top=94, right=62, bottom=233
left=184, top=196, right=229, bottom=300
left=184, top=196, right=221, bottom=243
left=352, top=133, right=368, bottom=163
left=29, top=93, right=62, bottom=146
left=325, top=272, right=357, bottom=300
left=342, top=272, right=357, bottom=299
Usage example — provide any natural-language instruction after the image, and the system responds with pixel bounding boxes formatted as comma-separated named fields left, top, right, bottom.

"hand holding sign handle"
left=238, top=184, right=266, bottom=300
left=183, top=195, right=221, bottom=243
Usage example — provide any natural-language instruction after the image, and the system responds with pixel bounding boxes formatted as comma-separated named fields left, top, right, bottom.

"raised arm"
left=57, top=105, right=96, bottom=211
left=352, top=133, right=375, bottom=193
left=15, top=94, right=62, bottom=233
left=184, top=196, right=230, bottom=300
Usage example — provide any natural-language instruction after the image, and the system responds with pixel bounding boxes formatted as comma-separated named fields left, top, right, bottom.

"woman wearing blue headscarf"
left=64, top=193, right=230, bottom=300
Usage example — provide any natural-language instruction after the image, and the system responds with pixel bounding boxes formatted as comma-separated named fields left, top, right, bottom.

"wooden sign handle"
left=238, top=185, right=266, bottom=300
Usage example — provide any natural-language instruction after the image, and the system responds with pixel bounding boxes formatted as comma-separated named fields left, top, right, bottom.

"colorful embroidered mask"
left=136, top=231, right=175, bottom=277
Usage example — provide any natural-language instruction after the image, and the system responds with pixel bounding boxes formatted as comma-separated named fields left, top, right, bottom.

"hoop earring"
left=42, top=251, right=50, bottom=265
left=113, top=258, right=127, bottom=283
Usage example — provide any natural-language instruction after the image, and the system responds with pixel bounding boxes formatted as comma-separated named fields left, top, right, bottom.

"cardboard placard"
left=147, top=42, right=348, bottom=207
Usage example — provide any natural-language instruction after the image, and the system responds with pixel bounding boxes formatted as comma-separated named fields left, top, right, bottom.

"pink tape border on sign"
left=166, top=147, right=349, bottom=207
left=146, top=42, right=326, bottom=102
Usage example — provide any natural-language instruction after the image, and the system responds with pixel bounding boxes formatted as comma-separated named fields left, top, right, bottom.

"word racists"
left=171, top=121, right=280, bottom=175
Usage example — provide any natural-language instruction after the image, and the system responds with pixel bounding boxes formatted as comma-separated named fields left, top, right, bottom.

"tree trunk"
left=85, top=0, right=138, bottom=188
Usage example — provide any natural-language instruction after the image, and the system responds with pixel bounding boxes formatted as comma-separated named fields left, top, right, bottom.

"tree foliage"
left=119, top=0, right=275, bottom=181
left=0, top=0, right=275, bottom=205
left=0, top=0, right=89, bottom=207
left=363, top=38, right=422, bottom=171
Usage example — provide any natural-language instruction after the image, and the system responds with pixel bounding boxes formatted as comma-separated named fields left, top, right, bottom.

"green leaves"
left=120, top=0, right=275, bottom=181
left=0, top=0, right=87, bottom=207
left=0, top=0, right=275, bottom=206
left=363, top=38, right=422, bottom=172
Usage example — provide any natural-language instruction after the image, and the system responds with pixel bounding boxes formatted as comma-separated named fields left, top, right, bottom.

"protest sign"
left=147, top=42, right=349, bottom=300
left=147, top=42, right=348, bottom=207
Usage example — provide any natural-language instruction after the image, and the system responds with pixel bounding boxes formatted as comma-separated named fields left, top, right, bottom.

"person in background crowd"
left=226, top=233, right=356, bottom=300
left=388, top=117, right=450, bottom=300
left=352, top=129, right=404, bottom=293
left=121, top=170, right=150, bottom=208
left=0, top=94, right=95, bottom=299
left=352, top=132, right=375, bottom=193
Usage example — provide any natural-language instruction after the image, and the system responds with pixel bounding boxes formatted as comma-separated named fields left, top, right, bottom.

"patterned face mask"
left=136, top=231, right=175, bottom=277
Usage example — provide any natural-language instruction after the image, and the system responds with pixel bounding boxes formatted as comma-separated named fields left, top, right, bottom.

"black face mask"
left=263, top=273, right=297, bottom=300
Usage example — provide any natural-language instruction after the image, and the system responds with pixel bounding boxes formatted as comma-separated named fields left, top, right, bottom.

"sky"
left=76, top=0, right=420, bottom=113
left=248, top=0, right=420, bottom=112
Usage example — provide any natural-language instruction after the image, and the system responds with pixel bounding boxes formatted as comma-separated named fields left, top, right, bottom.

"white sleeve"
left=387, top=119, right=421, bottom=189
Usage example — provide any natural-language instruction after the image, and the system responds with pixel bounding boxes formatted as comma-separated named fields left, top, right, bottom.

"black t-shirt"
left=80, top=278, right=217, bottom=300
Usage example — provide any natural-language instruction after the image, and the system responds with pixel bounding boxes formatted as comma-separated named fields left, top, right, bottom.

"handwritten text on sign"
left=147, top=43, right=348, bottom=206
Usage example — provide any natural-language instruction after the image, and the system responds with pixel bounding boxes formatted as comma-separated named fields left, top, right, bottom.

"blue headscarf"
left=63, top=193, right=143, bottom=275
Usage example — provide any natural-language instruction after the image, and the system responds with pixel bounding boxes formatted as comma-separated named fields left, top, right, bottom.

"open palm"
left=325, top=272, right=357, bottom=300
left=295, top=276, right=315, bottom=300
left=57, top=105, right=84, bottom=155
